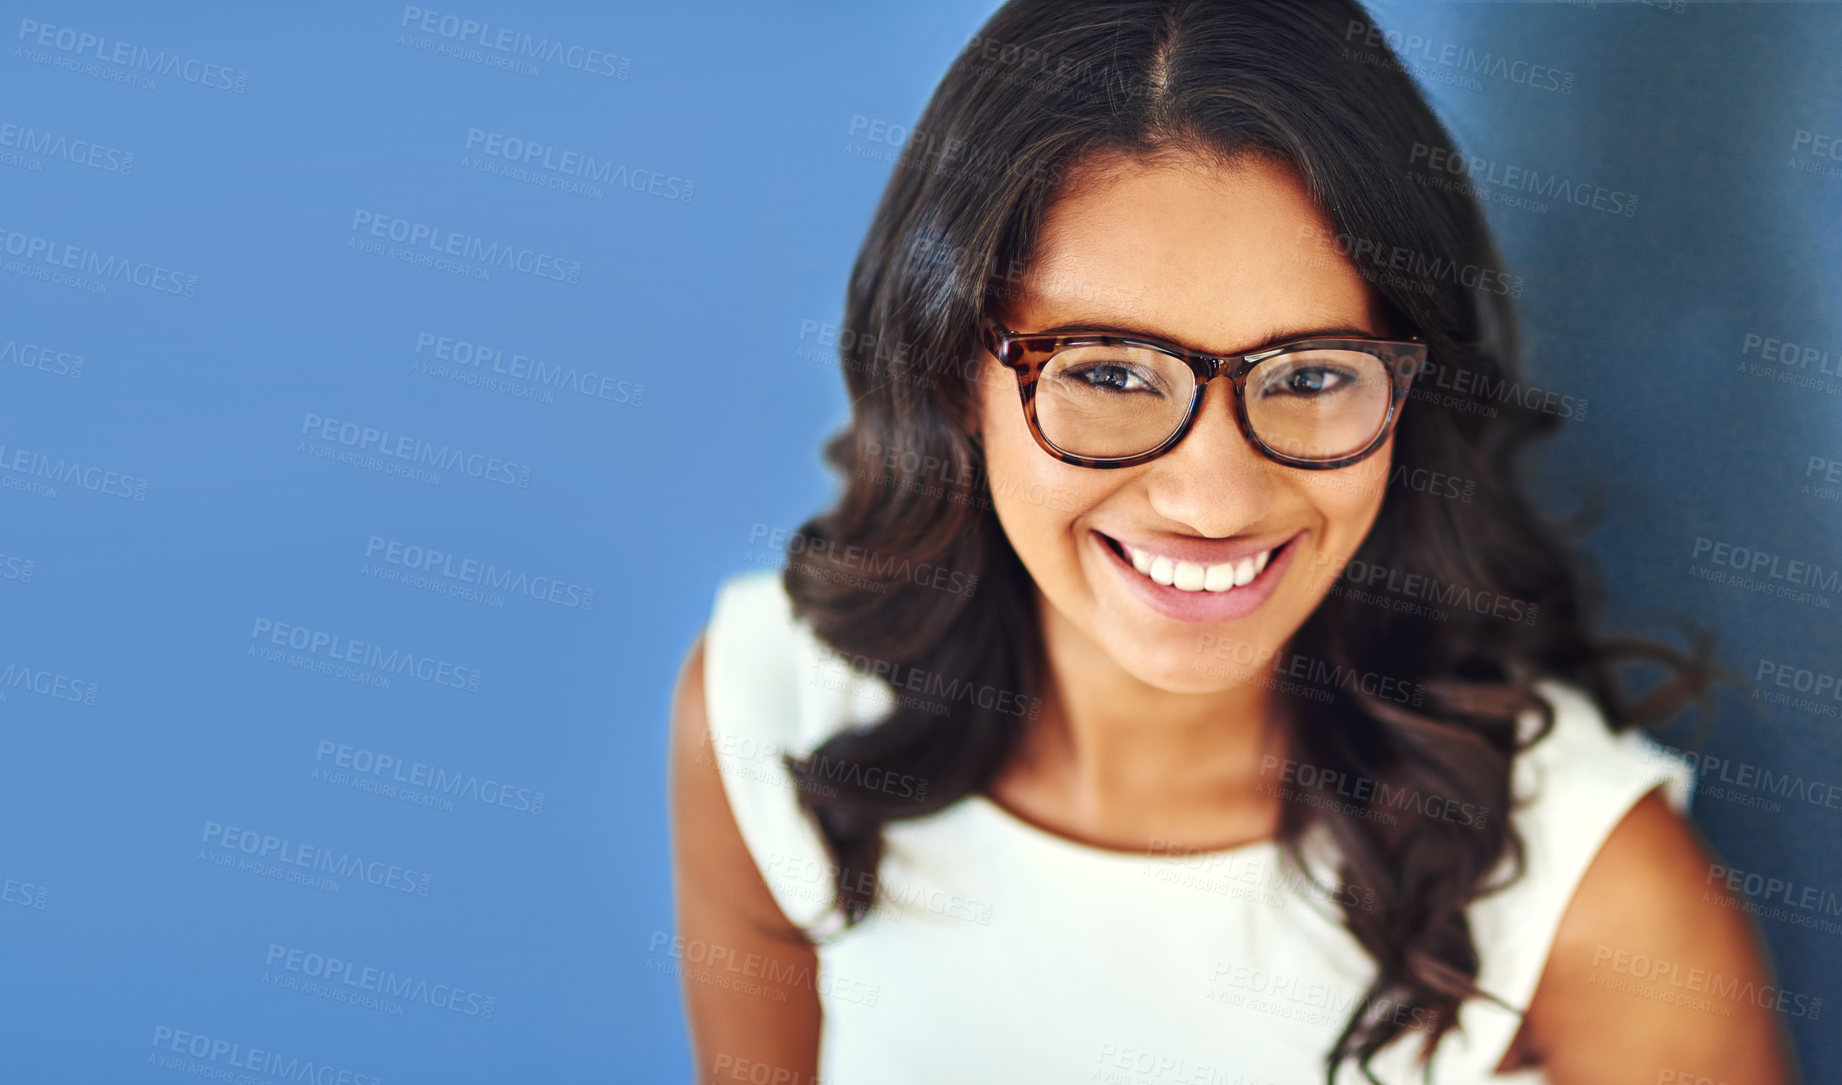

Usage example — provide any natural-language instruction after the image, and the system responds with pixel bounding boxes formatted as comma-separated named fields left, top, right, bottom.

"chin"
left=1112, top=609, right=1299, bottom=695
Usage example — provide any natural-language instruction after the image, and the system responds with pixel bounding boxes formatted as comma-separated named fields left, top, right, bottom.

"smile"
left=1092, top=529, right=1302, bottom=623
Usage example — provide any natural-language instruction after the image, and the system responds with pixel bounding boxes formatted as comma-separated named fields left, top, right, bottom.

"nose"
left=1139, top=378, right=1278, bottom=537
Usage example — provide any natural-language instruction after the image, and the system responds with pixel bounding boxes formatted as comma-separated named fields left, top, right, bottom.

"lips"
left=1091, top=528, right=1302, bottom=624
left=1098, top=529, right=1298, bottom=569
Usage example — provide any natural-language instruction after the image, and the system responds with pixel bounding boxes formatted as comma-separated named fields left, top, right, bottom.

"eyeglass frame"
left=976, top=316, right=1428, bottom=471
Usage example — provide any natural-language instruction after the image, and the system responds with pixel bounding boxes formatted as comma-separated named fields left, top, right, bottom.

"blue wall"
left=0, top=1, right=1834, bottom=1081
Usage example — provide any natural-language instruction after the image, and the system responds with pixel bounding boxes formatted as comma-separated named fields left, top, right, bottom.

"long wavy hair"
left=779, top=1, right=1717, bottom=1080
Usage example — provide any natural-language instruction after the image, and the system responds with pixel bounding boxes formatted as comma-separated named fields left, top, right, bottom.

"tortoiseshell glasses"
left=978, top=317, right=1426, bottom=471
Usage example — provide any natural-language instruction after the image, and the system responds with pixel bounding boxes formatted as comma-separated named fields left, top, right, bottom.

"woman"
left=669, top=1, right=1795, bottom=1082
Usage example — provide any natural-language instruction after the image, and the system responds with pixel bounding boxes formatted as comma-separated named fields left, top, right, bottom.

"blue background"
left=1, top=1, right=1836, bottom=1081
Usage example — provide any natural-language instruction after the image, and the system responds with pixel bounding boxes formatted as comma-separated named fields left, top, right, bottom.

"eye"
left=1063, top=361, right=1163, bottom=394
left=1258, top=365, right=1355, bottom=398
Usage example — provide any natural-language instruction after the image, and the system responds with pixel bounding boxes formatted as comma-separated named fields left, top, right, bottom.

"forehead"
left=1005, top=150, right=1381, bottom=349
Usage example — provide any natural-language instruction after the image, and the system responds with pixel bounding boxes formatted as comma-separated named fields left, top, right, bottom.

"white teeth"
left=1123, top=543, right=1278, bottom=594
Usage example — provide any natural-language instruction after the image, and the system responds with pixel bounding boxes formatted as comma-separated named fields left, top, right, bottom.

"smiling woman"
left=668, top=2, right=1795, bottom=1083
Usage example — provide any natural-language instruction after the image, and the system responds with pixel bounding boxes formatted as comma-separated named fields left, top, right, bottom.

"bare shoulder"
left=1520, top=788, right=1797, bottom=1084
left=668, top=631, right=822, bottom=1082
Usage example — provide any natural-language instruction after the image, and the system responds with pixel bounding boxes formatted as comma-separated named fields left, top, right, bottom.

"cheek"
left=1300, top=440, right=1395, bottom=563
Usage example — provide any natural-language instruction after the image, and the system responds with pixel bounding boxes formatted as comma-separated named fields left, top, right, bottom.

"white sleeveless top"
left=700, top=569, right=1695, bottom=1084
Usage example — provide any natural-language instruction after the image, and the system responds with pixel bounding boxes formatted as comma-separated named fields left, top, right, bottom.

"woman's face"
left=975, top=150, right=1398, bottom=695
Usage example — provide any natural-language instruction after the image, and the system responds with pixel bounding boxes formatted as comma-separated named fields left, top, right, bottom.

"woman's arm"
left=668, top=633, right=823, bottom=1083
left=1517, top=789, right=1798, bottom=1084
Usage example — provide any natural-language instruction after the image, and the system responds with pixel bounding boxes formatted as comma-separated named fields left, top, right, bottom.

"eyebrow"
left=1027, top=319, right=1384, bottom=355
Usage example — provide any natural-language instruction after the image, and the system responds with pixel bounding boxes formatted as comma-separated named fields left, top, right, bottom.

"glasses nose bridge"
left=1190, top=349, right=1247, bottom=387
